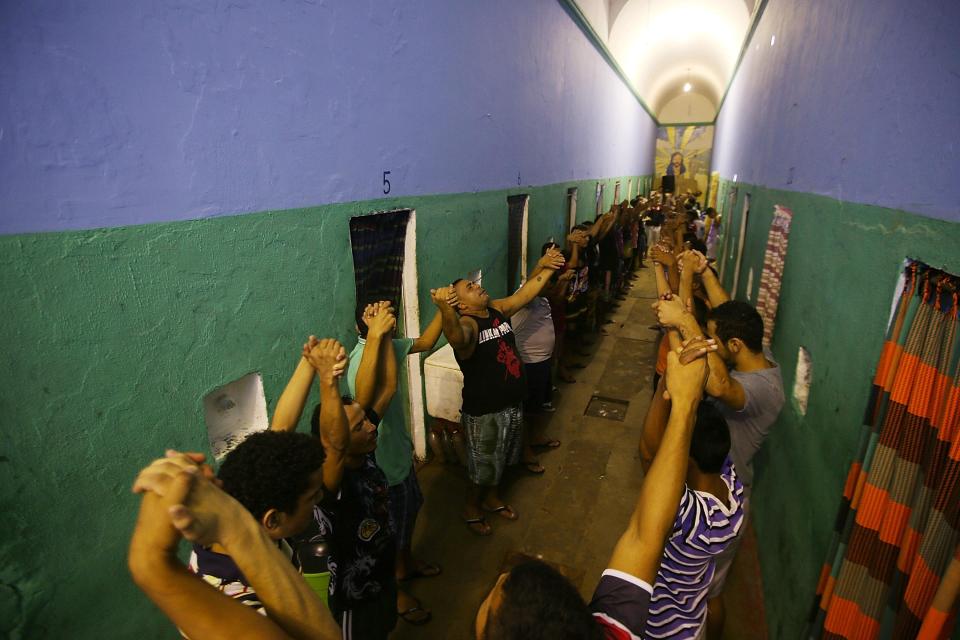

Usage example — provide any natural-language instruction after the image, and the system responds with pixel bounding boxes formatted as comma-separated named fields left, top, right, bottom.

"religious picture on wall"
left=653, top=126, right=714, bottom=197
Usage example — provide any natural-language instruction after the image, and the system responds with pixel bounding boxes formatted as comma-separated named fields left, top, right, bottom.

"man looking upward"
left=431, top=247, right=565, bottom=535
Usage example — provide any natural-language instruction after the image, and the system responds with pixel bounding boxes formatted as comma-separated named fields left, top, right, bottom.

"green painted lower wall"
left=711, top=180, right=960, bottom=637
left=0, top=174, right=650, bottom=639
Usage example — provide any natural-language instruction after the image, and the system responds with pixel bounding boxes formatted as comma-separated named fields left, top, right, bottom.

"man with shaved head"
left=431, top=247, right=565, bottom=536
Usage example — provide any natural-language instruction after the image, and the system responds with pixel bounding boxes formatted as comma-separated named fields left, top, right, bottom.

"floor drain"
left=584, top=395, right=629, bottom=421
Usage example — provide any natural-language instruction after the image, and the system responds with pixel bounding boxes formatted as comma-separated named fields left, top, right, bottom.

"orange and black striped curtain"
left=809, top=262, right=960, bottom=639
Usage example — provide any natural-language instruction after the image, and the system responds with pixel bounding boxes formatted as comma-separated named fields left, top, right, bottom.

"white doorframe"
left=731, top=194, right=750, bottom=299
left=400, top=210, right=427, bottom=459
left=718, top=188, right=737, bottom=281
left=520, top=196, right=529, bottom=284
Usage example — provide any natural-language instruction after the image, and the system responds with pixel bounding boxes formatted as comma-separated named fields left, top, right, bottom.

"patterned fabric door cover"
left=755, top=204, right=793, bottom=347
left=348, top=209, right=410, bottom=314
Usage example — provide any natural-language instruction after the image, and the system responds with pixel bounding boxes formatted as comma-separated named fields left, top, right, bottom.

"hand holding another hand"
left=650, top=244, right=674, bottom=266
left=538, top=247, right=565, bottom=271
left=366, top=302, right=396, bottom=338
left=663, top=344, right=709, bottom=404
left=678, top=250, right=708, bottom=275
left=431, top=286, right=455, bottom=310
left=651, top=294, right=691, bottom=329
left=306, top=338, right=347, bottom=384
left=302, top=335, right=320, bottom=359
left=130, top=451, right=217, bottom=557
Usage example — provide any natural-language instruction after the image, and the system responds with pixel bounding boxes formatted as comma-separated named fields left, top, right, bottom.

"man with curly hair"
left=186, top=429, right=327, bottom=616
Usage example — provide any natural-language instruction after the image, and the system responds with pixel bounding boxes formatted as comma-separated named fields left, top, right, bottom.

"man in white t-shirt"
left=511, top=290, right=561, bottom=474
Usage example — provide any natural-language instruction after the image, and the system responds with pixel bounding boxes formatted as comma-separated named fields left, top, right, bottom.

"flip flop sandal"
left=399, top=563, right=442, bottom=582
left=483, top=504, right=520, bottom=520
left=530, top=440, right=561, bottom=451
left=397, top=599, right=432, bottom=626
left=463, top=516, right=493, bottom=536
left=521, top=461, right=546, bottom=475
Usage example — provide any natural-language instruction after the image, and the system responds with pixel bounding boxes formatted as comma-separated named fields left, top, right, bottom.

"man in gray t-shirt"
left=700, top=302, right=783, bottom=638
left=715, top=346, right=784, bottom=488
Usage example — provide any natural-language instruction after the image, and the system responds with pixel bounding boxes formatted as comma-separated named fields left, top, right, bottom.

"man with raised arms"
left=431, top=247, right=564, bottom=535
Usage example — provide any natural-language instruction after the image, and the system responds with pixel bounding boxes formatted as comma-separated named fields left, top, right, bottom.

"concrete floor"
left=392, top=267, right=767, bottom=640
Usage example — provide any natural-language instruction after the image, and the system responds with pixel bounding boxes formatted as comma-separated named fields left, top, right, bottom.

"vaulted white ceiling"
left=575, top=0, right=757, bottom=122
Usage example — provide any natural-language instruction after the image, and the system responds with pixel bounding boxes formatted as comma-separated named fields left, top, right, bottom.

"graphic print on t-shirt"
left=479, top=317, right=522, bottom=380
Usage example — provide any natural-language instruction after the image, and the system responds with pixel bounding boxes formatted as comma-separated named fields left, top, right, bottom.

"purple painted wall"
left=0, top=0, right=656, bottom=235
left=714, top=0, right=960, bottom=222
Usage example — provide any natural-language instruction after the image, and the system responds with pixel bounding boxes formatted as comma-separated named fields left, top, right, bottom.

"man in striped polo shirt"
left=640, top=394, right=745, bottom=639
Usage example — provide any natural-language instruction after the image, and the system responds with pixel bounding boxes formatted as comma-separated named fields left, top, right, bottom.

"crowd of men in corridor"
left=127, top=190, right=785, bottom=639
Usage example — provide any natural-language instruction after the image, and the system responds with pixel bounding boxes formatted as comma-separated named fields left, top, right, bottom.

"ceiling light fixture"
left=770, top=35, right=776, bottom=46
left=683, top=82, right=692, bottom=92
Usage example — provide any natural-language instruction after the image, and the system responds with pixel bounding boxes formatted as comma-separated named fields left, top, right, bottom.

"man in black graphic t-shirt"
left=431, top=247, right=564, bottom=536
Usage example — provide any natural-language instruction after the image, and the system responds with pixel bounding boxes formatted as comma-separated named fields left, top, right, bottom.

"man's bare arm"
left=271, top=344, right=317, bottom=432
left=305, top=340, right=350, bottom=494
left=410, top=311, right=443, bottom=354
left=273, top=337, right=346, bottom=433
left=639, top=375, right=671, bottom=472
left=492, top=249, right=565, bottom=317
left=606, top=347, right=707, bottom=586
left=129, top=494, right=295, bottom=639
left=432, top=287, right=475, bottom=357
left=663, top=308, right=743, bottom=411
left=371, top=336, right=397, bottom=418
left=700, top=267, right=731, bottom=308
left=704, top=351, right=746, bottom=410
left=354, top=303, right=395, bottom=410
left=129, top=456, right=338, bottom=640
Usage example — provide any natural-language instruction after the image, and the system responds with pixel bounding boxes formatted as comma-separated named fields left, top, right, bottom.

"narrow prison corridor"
left=4, top=0, right=960, bottom=637
left=393, top=267, right=767, bottom=640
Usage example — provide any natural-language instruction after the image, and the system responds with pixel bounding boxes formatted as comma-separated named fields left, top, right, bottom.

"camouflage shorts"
left=461, top=404, right=523, bottom=486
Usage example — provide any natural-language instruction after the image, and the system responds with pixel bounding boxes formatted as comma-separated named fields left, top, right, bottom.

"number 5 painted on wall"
left=383, top=171, right=391, bottom=194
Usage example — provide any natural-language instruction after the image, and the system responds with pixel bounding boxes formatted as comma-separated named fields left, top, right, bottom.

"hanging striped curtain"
left=809, top=262, right=960, bottom=639
left=348, top=209, right=410, bottom=314
left=755, top=204, right=793, bottom=347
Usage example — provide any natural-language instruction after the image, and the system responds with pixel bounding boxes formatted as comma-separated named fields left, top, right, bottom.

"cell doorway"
left=348, top=209, right=427, bottom=459
left=566, top=187, right=578, bottom=235
left=506, top=194, right=530, bottom=293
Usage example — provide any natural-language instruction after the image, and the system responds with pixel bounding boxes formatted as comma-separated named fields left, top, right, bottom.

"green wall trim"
left=711, top=179, right=960, bottom=637
left=0, top=174, right=651, bottom=639
left=556, top=0, right=658, bottom=121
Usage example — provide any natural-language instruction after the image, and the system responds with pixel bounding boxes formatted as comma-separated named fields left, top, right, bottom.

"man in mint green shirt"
left=347, top=300, right=445, bottom=625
